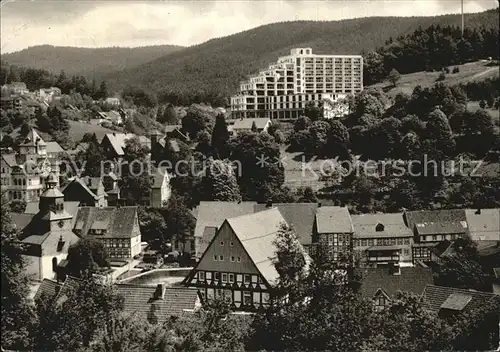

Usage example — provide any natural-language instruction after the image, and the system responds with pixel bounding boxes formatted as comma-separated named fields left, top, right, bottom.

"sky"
left=1, top=0, right=498, bottom=54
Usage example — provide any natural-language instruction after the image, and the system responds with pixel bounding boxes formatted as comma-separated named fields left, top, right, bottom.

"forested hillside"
left=1, top=44, right=184, bottom=79
left=105, top=8, right=499, bottom=102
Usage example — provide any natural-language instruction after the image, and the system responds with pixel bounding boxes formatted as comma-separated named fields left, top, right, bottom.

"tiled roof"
left=194, top=201, right=256, bottom=255
left=404, top=209, right=468, bottom=234
left=11, top=213, right=35, bottom=231
left=254, top=203, right=319, bottom=246
left=73, top=206, right=139, bottom=239
left=352, top=213, right=412, bottom=239
left=465, top=209, right=500, bottom=241
left=233, top=118, right=270, bottom=130
left=115, top=284, right=200, bottom=323
left=2, top=153, right=18, bottom=167
left=315, top=206, right=354, bottom=234
left=33, top=278, right=62, bottom=302
left=104, top=133, right=151, bottom=156
left=45, top=141, right=64, bottom=154
left=360, top=267, right=433, bottom=299
left=422, top=285, right=500, bottom=314
left=227, top=207, right=288, bottom=285
left=415, top=222, right=467, bottom=235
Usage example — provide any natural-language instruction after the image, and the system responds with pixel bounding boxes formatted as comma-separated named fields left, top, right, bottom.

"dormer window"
left=375, top=223, right=385, bottom=232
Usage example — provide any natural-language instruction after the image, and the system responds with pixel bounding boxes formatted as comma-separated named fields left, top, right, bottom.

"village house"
left=404, top=209, right=469, bottom=264
left=231, top=117, right=271, bottom=135
left=38, top=87, right=61, bottom=103
left=149, top=167, right=171, bottom=207
left=1, top=129, right=59, bottom=202
left=359, top=265, right=434, bottom=310
left=351, top=213, right=413, bottom=267
left=34, top=277, right=202, bottom=324
left=465, top=208, right=500, bottom=241
left=11, top=173, right=80, bottom=281
left=311, top=205, right=354, bottom=261
left=73, top=206, right=142, bottom=259
left=100, top=132, right=151, bottom=160
left=104, top=97, right=121, bottom=107
left=61, top=176, right=108, bottom=207
left=185, top=208, right=300, bottom=311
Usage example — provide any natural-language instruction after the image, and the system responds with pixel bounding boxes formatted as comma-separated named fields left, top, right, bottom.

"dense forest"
left=364, top=25, right=500, bottom=84
left=103, top=8, right=499, bottom=102
left=0, top=44, right=184, bottom=80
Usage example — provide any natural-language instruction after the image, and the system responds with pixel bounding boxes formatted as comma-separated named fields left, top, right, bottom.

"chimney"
left=154, top=284, right=166, bottom=300
left=266, top=200, right=272, bottom=208
left=475, top=208, right=481, bottom=215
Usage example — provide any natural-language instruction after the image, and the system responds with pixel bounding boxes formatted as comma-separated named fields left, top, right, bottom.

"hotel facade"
left=230, top=48, right=363, bottom=119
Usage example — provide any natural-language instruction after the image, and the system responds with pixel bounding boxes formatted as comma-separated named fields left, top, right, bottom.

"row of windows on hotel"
left=353, top=237, right=412, bottom=247
left=197, top=271, right=263, bottom=285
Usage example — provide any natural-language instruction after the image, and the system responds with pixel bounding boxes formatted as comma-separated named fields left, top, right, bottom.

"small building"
left=149, top=167, right=171, bottom=208
left=100, top=133, right=151, bottom=160
left=61, top=176, right=108, bottom=207
left=360, top=265, right=434, bottom=310
left=232, top=118, right=271, bottom=135
left=34, top=278, right=201, bottom=324
left=465, top=208, right=500, bottom=241
left=185, top=207, right=298, bottom=311
left=352, top=213, right=413, bottom=266
left=312, top=205, right=354, bottom=261
left=104, top=97, right=121, bottom=107
left=106, top=110, right=123, bottom=125
left=72, top=206, right=142, bottom=259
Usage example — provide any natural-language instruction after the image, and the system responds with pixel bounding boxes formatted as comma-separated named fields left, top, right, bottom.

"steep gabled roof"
left=352, top=213, right=412, bottom=238
left=254, top=203, right=319, bottom=245
left=1, top=153, right=18, bottom=167
left=194, top=201, right=256, bottom=255
left=422, top=285, right=500, bottom=314
left=227, top=207, right=288, bottom=285
left=465, top=208, right=500, bottom=241
left=360, top=267, right=433, bottom=299
left=315, top=206, right=354, bottom=234
left=73, top=206, right=139, bottom=239
left=103, top=133, right=151, bottom=156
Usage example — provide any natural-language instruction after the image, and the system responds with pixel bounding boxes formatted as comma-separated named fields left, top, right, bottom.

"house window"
left=404, top=238, right=410, bottom=245
left=361, top=239, right=367, bottom=246
left=213, top=254, right=218, bottom=261
left=229, top=273, right=234, bottom=283
left=376, top=295, right=388, bottom=308
left=214, top=272, right=220, bottom=281
left=198, top=271, right=205, bottom=281
left=244, top=274, right=250, bottom=284
left=432, top=235, right=437, bottom=241
left=243, top=291, right=252, bottom=305
left=52, top=257, right=58, bottom=272
left=230, top=256, right=235, bottom=262
left=222, top=273, right=227, bottom=282
left=220, top=241, right=224, bottom=246
left=237, top=257, right=241, bottom=262
left=230, top=241, right=234, bottom=246
left=219, top=255, right=224, bottom=261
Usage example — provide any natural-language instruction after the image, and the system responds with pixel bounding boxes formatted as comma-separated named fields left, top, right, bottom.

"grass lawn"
left=467, top=101, right=500, bottom=125
left=67, top=120, right=115, bottom=143
left=370, top=61, right=499, bottom=98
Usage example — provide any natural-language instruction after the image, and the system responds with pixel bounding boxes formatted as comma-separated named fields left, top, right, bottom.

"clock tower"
left=38, top=172, right=73, bottom=233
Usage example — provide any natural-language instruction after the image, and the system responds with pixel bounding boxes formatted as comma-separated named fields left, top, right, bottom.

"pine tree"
left=211, top=114, right=230, bottom=158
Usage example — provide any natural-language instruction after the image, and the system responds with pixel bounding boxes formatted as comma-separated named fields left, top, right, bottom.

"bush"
left=437, top=72, right=446, bottom=81
left=452, top=66, right=460, bottom=73
left=444, top=67, right=450, bottom=74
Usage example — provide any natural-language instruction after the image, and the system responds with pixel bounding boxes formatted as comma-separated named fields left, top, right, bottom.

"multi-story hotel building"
left=230, top=48, right=363, bottom=119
